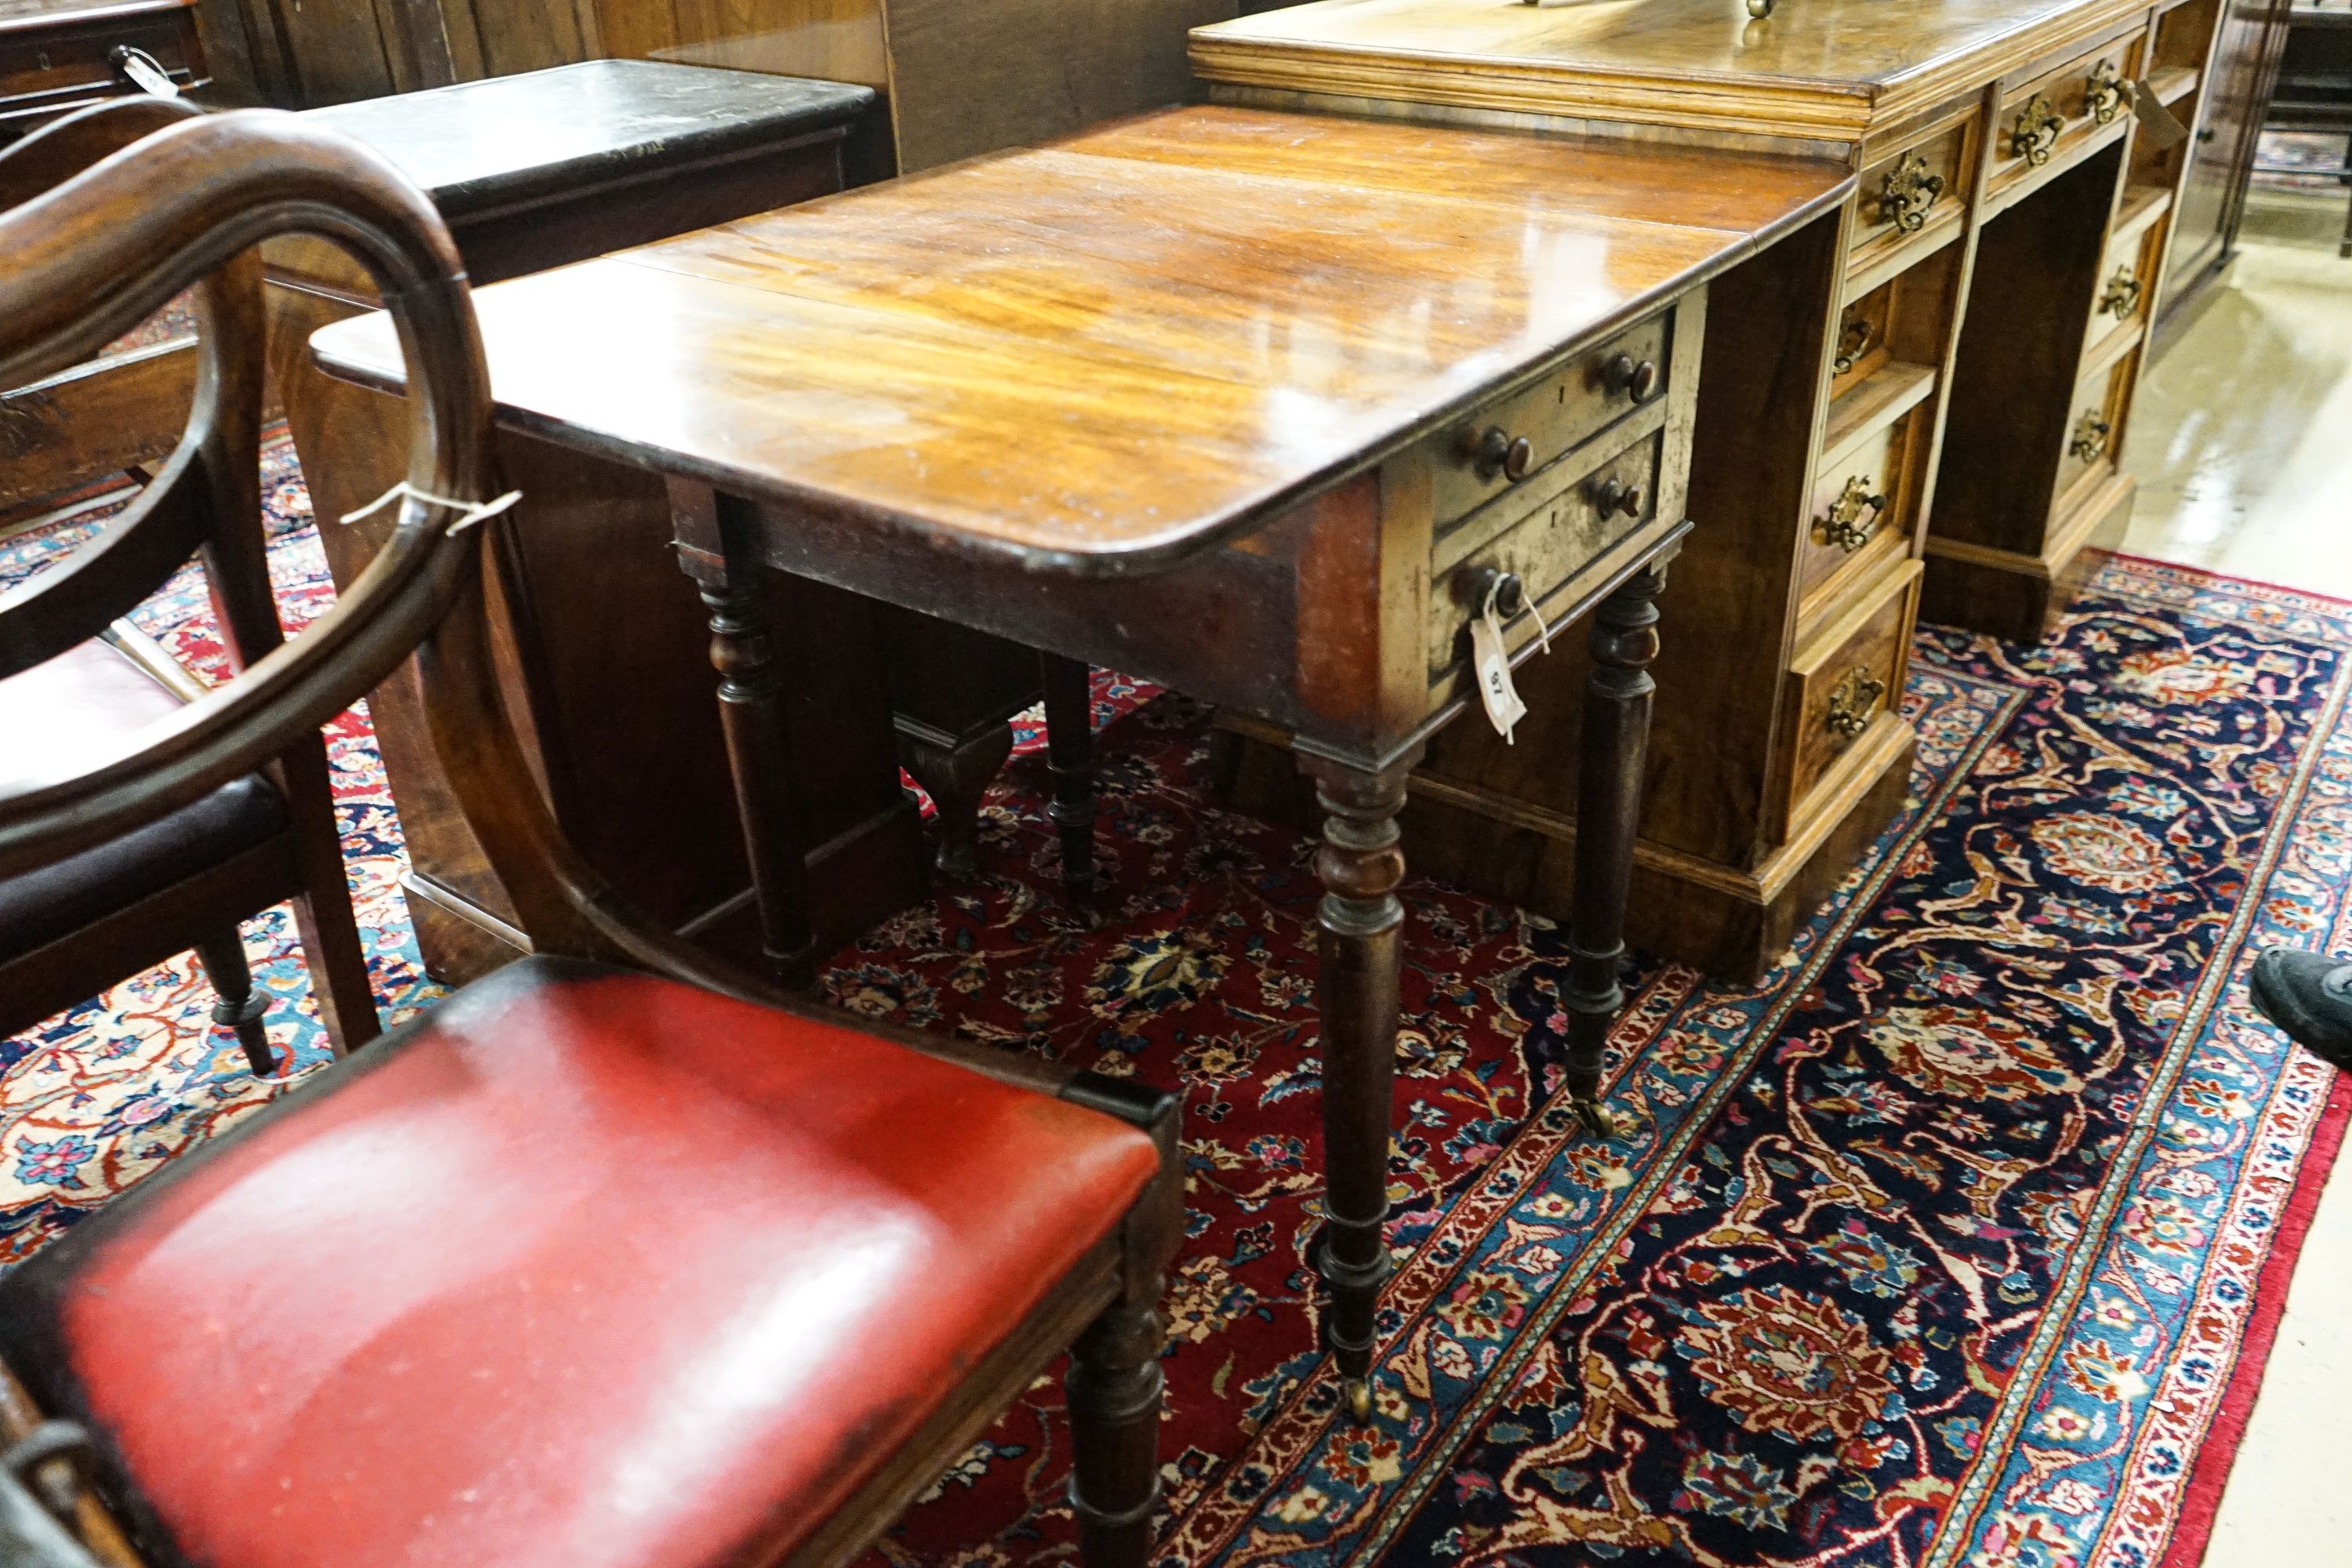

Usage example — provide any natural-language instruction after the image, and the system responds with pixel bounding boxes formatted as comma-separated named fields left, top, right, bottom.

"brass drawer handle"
left=2099, top=266, right=2143, bottom=319
left=1833, top=314, right=1874, bottom=376
left=2069, top=411, right=2112, bottom=462
left=2085, top=60, right=2125, bottom=125
left=1877, top=152, right=1946, bottom=234
left=1461, top=424, right=1534, bottom=482
left=1825, top=664, right=1886, bottom=740
left=2009, top=94, right=2064, bottom=165
left=1817, top=474, right=1887, bottom=552
left=1602, top=351, right=1661, bottom=403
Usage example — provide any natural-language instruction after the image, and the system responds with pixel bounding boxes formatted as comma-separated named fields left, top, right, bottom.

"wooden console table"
left=1194, top=0, right=2234, bottom=979
left=316, top=104, right=1849, bottom=1418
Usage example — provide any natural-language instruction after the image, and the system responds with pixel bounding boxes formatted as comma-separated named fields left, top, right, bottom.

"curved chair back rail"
left=0, top=108, right=497, bottom=881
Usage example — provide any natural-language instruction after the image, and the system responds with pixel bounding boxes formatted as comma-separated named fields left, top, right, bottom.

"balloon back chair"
left=0, top=107, right=1178, bottom=1568
left=0, top=94, right=383, bottom=1073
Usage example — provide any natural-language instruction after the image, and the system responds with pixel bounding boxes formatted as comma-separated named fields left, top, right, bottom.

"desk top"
left=1192, top=0, right=2152, bottom=143
left=314, top=104, right=1847, bottom=575
left=298, top=60, right=874, bottom=221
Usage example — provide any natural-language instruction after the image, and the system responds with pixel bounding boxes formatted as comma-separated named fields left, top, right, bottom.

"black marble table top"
left=298, top=59, right=874, bottom=218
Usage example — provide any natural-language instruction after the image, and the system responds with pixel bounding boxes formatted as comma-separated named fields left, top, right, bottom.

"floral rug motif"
left=5, top=441, right=2351, bottom=1568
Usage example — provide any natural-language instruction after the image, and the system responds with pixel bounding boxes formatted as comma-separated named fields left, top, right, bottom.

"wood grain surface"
left=314, top=104, right=1847, bottom=575
left=1191, top=0, right=2154, bottom=141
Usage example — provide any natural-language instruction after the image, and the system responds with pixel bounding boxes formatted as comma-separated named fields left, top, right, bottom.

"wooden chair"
left=0, top=107, right=1178, bottom=1568
left=0, top=95, right=379, bottom=1072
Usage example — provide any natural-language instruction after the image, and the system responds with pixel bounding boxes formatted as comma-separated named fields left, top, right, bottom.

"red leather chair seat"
left=0, top=957, right=1161, bottom=1568
left=0, top=641, right=285, bottom=959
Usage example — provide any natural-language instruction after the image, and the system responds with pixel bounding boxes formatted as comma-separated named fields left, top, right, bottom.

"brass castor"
left=1570, top=1094, right=1617, bottom=1138
left=1342, top=1376, right=1374, bottom=1425
left=1747, top=0, right=1775, bottom=15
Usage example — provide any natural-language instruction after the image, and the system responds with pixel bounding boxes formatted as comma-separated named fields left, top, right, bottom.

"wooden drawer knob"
left=1587, top=476, right=1646, bottom=518
left=1461, top=425, right=1534, bottom=482
left=1602, top=353, right=1660, bottom=403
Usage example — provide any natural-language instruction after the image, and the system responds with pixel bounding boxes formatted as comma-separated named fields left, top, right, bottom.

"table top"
left=297, top=60, right=874, bottom=220
left=313, top=103, right=1847, bottom=576
left=1192, top=0, right=2152, bottom=143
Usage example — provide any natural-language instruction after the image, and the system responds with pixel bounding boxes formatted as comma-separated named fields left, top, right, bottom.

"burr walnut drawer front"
left=2053, top=350, right=2135, bottom=515
left=1426, top=426, right=1663, bottom=681
left=2086, top=205, right=2161, bottom=351
left=1797, top=419, right=1913, bottom=619
left=1424, top=307, right=1676, bottom=531
left=1782, top=559, right=1920, bottom=829
left=1850, top=119, right=1970, bottom=278
left=1989, top=32, right=2144, bottom=197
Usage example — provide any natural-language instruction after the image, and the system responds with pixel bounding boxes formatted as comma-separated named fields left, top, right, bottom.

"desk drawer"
left=1850, top=118, right=1970, bottom=278
left=1781, top=560, right=1920, bottom=830
left=1427, top=427, right=1661, bottom=680
left=2053, top=348, right=2135, bottom=516
left=0, top=11, right=201, bottom=132
left=2086, top=193, right=2165, bottom=353
left=1989, top=33, right=2143, bottom=198
left=1798, top=419, right=1914, bottom=621
left=1425, top=308, right=1675, bottom=532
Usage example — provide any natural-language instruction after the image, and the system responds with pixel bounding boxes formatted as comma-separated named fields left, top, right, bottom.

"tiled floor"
left=2122, top=187, right=2352, bottom=1567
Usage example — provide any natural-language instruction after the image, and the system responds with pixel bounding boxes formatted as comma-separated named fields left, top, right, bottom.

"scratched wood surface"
left=313, top=103, right=1846, bottom=575
left=1190, top=0, right=2154, bottom=142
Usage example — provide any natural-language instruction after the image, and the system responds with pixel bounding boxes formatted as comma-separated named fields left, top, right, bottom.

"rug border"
left=2157, top=1066, right=2352, bottom=1568
left=2104, top=550, right=2352, bottom=615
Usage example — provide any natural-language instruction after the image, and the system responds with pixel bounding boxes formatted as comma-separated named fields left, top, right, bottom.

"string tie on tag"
left=339, top=481, right=523, bottom=536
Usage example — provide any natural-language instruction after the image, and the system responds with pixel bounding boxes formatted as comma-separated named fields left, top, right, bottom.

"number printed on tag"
left=1471, top=611, right=1527, bottom=742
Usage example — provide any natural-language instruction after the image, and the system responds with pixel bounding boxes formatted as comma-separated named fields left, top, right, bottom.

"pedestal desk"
left=1195, top=0, right=2234, bottom=980
left=316, top=104, right=1850, bottom=1416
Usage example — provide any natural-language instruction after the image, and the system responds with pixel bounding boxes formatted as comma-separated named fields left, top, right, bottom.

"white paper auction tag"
left=1471, top=597, right=1528, bottom=742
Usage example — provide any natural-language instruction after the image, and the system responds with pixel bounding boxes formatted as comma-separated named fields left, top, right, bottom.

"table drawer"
left=1851, top=118, right=1969, bottom=278
left=0, top=10, right=201, bottom=132
left=1427, top=426, right=1662, bottom=680
left=1989, top=33, right=2143, bottom=198
left=1782, top=560, right=1919, bottom=827
left=1426, top=307, right=1675, bottom=532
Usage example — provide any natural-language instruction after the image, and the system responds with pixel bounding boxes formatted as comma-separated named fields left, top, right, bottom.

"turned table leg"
left=676, top=491, right=818, bottom=989
left=1566, top=561, right=1668, bottom=1138
left=1298, top=747, right=1421, bottom=1425
left=1040, top=651, right=1100, bottom=919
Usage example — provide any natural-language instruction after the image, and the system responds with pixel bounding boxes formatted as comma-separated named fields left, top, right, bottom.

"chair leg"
left=192, top=927, right=275, bottom=1076
left=1060, top=1072, right=1181, bottom=1568
left=1040, top=652, right=1100, bottom=920
left=1066, top=1295, right=1166, bottom=1568
left=276, top=735, right=380, bottom=1053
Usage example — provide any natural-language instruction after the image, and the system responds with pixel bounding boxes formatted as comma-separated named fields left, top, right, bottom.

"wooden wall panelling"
left=881, top=0, right=1235, bottom=171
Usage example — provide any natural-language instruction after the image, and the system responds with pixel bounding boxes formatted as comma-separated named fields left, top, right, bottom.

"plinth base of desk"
left=1211, top=715, right=1915, bottom=987
left=1921, top=472, right=2135, bottom=644
left=395, top=796, right=927, bottom=988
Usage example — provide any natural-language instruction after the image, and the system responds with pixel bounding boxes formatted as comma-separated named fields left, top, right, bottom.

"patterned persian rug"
left=5, top=452, right=2351, bottom=1568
